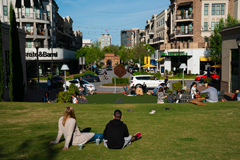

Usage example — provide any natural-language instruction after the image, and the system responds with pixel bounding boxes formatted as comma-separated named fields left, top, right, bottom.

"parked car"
left=75, top=74, right=100, bottom=82
left=130, top=75, right=165, bottom=88
left=52, top=76, right=64, bottom=87
left=195, top=73, right=220, bottom=81
left=106, top=65, right=112, bottom=70
left=63, top=79, right=96, bottom=91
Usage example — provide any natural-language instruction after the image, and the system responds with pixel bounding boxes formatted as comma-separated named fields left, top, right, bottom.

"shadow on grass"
left=81, top=127, right=92, bottom=132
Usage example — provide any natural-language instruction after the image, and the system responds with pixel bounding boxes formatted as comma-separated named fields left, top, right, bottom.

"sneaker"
left=134, top=132, right=141, bottom=140
left=149, top=110, right=156, bottom=114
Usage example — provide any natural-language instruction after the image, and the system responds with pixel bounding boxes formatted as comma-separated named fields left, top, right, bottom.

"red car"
left=195, top=73, right=220, bottom=81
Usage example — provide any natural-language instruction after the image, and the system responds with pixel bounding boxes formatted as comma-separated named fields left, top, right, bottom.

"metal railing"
left=176, top=14, right=193, bottom=20
left=176, top=29, right=193, bottom=35
left=153, top=37, right=164, bottom=43
left=15, top=13, right=50, bottom=21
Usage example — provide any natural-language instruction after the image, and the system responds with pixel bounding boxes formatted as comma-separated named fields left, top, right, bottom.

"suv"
left=130, top=75, right=165, bottom=88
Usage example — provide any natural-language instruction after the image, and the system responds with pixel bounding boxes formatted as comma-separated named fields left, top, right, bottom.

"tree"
left=9, top=3, right=24, bottom=101
left=116, top=46, right=130, bottom=64
left=102, top=45, right=119, bottom=55
left=0, top=20, right=4, bottom=101
left=132, top=43, right=155, bottom=71
left=209, top=14, right=240, bottom=64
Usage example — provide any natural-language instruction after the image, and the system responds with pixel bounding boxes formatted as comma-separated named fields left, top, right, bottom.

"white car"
left=63, top=79, right=96, bottom=91
left=130, top=75, right=165, bottom=88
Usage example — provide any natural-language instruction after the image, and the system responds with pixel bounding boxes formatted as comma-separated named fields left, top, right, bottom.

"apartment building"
left=0, top=0, right=81, bottom=77
left=158, top=0, right=234, bottom=74
left=120, top=28, right=139, bottom=48
left=145, top=9, right=168, bottom=71
left=234, top=0, right=240, bottom=20
left=73, top=30, right=83, bottom=50
left=135, top=29, right=146, bottom=44
left=82, top=39, right=93, bottom=47
left=99, top=34, right=111, bottom=50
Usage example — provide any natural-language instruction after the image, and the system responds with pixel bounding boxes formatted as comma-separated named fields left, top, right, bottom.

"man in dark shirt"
left=103, top=110, right=141, bottom=149
left=79, top=77, right=84, bottom=87
left=142, top=82, right=147, bottom=93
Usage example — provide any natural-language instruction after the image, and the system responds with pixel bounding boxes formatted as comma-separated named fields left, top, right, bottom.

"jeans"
left=88, top=133, right=103, bottom=142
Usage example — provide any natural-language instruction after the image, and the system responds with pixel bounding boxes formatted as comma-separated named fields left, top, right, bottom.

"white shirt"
left=72, top=97, right=77, bottom=104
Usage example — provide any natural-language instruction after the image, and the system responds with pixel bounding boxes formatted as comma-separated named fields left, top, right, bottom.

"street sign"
left=114, top=64, right=126, bottom=78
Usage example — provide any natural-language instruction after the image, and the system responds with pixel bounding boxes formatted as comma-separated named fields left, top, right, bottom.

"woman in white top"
left=190, top=82, right=197, bottom=99
left=72, top=94, right=78, bottom=104
left=50, top=107, right=103, bottom=150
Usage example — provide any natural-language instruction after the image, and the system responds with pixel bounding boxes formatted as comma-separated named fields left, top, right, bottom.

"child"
left=89, top=86, right=95, bottom=95
left=157, top=88, right=167, bottom=104
left=72, top=94, right=78, bottom=104
left=176, top=91, right=183, bottom=103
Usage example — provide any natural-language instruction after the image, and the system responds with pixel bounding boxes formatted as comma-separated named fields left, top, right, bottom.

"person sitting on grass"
left=42, top=92, right=50, bottom=103
left=72, top=94, right=78, bottom=104
left=123, top=84, right=130, bottom=95
left=200, top=83, right=218, bottom=103
left=50, top=107, right=103, bottom=150
left=142, top=82, right=147, bottom=93
left=190, top=82, right=197, bottom=99
left=152, top=84, right=162, bottom=96
left=79, top=86, right=84, bottom=95
left=103, top=110, right=141, bottom=149
left=157, top=87, right=167, bottom=104
left=231, top=90, right=239, bottom=101
left=89, top=86, right=95, bottom=95
left=130, top=84, right=136, bottom=95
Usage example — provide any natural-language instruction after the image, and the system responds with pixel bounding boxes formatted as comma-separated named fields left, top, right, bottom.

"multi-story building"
left=82, top=39, right=93, bottom=47
left=73, top=30, right=83, bottom=50
left=99, top=34, right=111, bottom=49
left=120, top=28, right=139, bottom=48
left=234, top=0, right=240, bottom=20
left=135, top=29, right=146, bottom=44
left=145, top=9, right=168, bottom=71
left=158, top=0, right=234, bottom=74
left=0, top=0, right=81, bottom=77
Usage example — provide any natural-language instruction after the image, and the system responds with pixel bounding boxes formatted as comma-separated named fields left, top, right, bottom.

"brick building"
left=102, top=53, right=120, bottom=67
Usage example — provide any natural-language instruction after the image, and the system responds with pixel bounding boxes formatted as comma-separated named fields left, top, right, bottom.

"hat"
left=236, top=90, right=239, bottom=94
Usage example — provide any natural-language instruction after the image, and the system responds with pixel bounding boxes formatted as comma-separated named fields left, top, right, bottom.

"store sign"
left=25, top=51, right=58, bottom=57
left=161, top=52, right=187, bottom=56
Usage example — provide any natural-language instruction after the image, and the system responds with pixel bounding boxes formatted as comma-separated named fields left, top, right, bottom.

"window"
left=181, top=24, right=184, bottom=33
left=25, top=8, right=30, bottom=17
left=204, top=38, right=209, bottom=42
left=211, top=22, right=215, bottom=30
left=26, top=24, right=31, bottom=32
left=161, top=19, right=162, bottom=26
left=163, top=18, right=165, bottom=25
left=221, top=4, right=225, bottom=15
left=204, top=4, right=208, bottom=15
left=216, top=4, right=220, bottom=15
left=204, top=22, right=208, bottom=31
left=3, top=6, right=7, bottom=16
left=26, top=40, right=32, bottom=48
left=34, top=7, right=37, bottom=18
left=212, top=4, right=215, bottom=15
left=189, top=23, right=193, bottom=32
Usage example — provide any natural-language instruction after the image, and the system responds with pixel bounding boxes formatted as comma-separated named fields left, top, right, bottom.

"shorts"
left=103, top=136, right=132, bottom=149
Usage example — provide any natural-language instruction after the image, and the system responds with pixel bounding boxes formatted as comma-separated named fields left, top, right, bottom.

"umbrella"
left=142, top=64, right=156, bottom=67
left=211, top=64, right=221, bottom=68
left=207, top=66, right=211, bottom=78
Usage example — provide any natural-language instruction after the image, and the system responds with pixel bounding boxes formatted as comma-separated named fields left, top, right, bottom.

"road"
left=91, top=69, right=200, bottom=92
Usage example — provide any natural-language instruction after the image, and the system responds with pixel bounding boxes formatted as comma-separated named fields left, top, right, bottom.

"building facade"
left=120, top=28, right=139, bottom=48
left=82, top=39, right=93, bottom=47
left=158, top=0, right=234, bottom=74
left=99, top=34, right=111, bottom=49
left=220, top=24, right=240, bottom=93
left=0, top=0, right=81, bottom=77
left=1, top=22, right=27, bottom=91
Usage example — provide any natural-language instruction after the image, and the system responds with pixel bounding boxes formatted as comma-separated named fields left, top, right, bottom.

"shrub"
left=112, top=77, right=129, bottom=84
left=165, top=70, right=168, bottom=75
left=69, top=83, right=79, bottom=95
left=66, top=71, right=70, bottom=76
left=169, top=71, right=173, bottom=75
left=56, top=81, right=63, bottom=88
left=178, top=80, right=186, bottom=86
left=200, top=93, right=207, bottom=98
left=172, top=82, right=182, bottom=92
left=57, top=91, right=72, bottom=103
left=133, top=71, right=148, bottom=76
left=154, top=72, right=161, bottom=79
left=166, top=89, right=172, bottom=93
left=204, top=78, right=212, bottom=84
left=73, top=70, right=96, bottom=79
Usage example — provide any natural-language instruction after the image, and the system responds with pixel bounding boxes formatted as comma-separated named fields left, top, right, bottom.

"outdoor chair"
left=218, top=90, right=225, bottom=102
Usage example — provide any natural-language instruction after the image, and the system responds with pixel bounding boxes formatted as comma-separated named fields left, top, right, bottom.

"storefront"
left=25, top=48, right=78, bottom=78
left=220, top=24, right=240, bottom=93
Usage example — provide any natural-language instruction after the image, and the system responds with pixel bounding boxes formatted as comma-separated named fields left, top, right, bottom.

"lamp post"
left=34, top=39, right=40, bottom=101
left=236, top=37, right=240, bottom=90
left=61, top=64, right=69, bottom=91
left=179, top=63, right=187, bottom=90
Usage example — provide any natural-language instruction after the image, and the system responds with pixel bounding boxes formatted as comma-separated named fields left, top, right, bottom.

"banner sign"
left=25, top=52, right=58, bottom=57
left=79, top=57, right=82, bottom=65
left=82, top=57, right=85, bottom=65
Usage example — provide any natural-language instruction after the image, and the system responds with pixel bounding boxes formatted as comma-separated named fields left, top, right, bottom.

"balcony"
left=159, top=42, right=209, bottom=50
left=148, top=39, right=153, bottom=44
left=15, top=13, right=50, bottom=22
left=24, top=28, right=49, bottom=38
left=153, top=37, right=164, bottom=44
left=148, top=30, right=154, bottom=35
left=176, top=14, right=193, bottom=22
left=175, top=29, right=193, bottom=37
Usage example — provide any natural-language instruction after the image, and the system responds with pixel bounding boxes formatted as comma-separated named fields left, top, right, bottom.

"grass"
left=0, top=101, right=240, bottom=160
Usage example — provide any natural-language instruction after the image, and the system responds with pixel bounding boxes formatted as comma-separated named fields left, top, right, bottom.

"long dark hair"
left=190, top=82, right=197, bottom=91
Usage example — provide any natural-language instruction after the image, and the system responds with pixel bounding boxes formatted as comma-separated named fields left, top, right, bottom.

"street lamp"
left=179, top=63, right=187, bottom=90
left=61, top=64, right=69, bottom=91
left=33, top=39, right=40, bottom=101
left=236, top=37, right=240, bottom=90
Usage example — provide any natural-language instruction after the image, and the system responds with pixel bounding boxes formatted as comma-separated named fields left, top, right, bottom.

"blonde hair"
left=62, top=107, right=76, bottom=127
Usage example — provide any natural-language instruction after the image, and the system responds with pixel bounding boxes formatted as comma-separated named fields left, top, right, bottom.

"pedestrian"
left=103, top=110, right=141, bottom=149
left=130, top=84, right=136, bottom=95
left=78, top=77, right=84, bottom=88
left=47, top=78, right=51, bottom=92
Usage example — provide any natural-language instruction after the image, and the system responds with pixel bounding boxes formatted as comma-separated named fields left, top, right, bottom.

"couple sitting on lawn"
left=50, top=107, right=141, bottom=150
left=123, top=83, right=147, bottom=96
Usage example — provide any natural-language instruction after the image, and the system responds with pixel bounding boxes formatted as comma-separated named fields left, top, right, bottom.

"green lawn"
left=0, top=102, right=240, bottom=160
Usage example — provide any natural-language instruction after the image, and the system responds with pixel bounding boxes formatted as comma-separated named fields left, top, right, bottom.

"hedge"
left=112, top=77, right=129, bottom=84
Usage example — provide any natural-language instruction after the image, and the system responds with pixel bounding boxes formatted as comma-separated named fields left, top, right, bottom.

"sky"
left=57, top=0, right=170, bottom=46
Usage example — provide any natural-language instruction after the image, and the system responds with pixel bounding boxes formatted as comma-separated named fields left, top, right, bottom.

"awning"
left=157, top=57, right=164, bottom=61
left=142, top=64, right=156, bottom=67
left=15, top=0, right=22, bottom=8
left=211, top=64, right=221, bottom=68
left=15, top=0, right=44, bottom=9
left=33, top=0, right=40, bottom=9
left=200, top=57, right=212, bottom=61
left=178, top=1, right=193, bottom=7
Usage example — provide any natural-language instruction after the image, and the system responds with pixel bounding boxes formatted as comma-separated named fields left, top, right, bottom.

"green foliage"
left=102, top=45, right=119, bottom=55
left=73, top=70, right=96, bottom=79
left=209, top=14, right=240, bottom=63
left=117, top=46, right=131, bottom=63
left=165, top=70, right=168, bottom=75
left=154, top=72, right=161, bottom=79
left=0, top=20, right=4, bottom=101
left=9, top=3, right=24, bottom=101
left=66, top=71, right=70, bottom=76
left=200, top=93, right=207, bottom=98
left=204, top=77, right=212, bottom=84
left=166, top=89, right=172, bottom=93
left=48, top=75, right=52, bottom=80
left=57, top=83, right=79, bottom=103
left=169, top=71, right=173, bottom=75
left=133, top=71, right=148, bottom=76
left=172, top=81, right=186, bottom=92
left=112, top=77, right=129, bottom=84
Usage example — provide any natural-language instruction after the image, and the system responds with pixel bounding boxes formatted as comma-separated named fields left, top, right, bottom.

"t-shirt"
left=191, top=87, right=196, bottom=97
left=165, top=78, right=168, bottom=84
left=47, top=80, right=51, bottom=86
left=72, top=97, right=77, bottom=104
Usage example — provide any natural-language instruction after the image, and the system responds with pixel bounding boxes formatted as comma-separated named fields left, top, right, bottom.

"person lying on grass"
left=103, top=110, right=141, bottom=149
left=50, top=107, right=103, bottom=150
